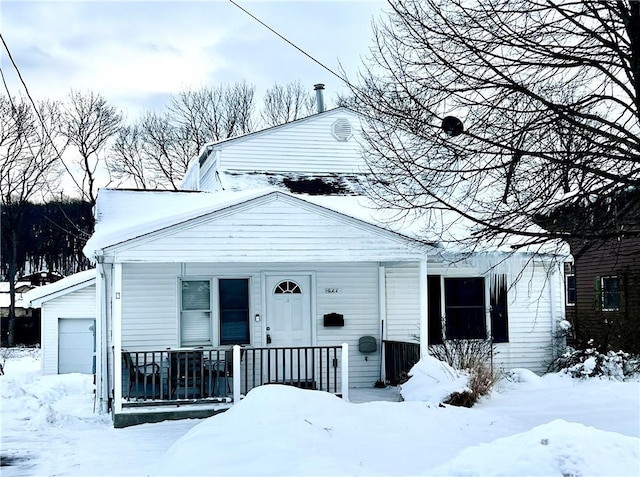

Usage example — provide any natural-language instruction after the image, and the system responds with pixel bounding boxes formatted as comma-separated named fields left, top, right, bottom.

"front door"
left=265, top=275, right=312, bottom=383
left=265, top=275, right=312, bottom=347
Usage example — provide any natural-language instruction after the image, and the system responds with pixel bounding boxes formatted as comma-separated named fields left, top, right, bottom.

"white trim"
left=27, top=277, right=95, bottom=307
left=600, top=275, right=621, bottom=312
left=113, top=263, right=123, bottom=413
left=341, top=343, right=349, bottom=401
left=99, top=191, right=429, bottom=259
left=377, top=264, right=387, bottom=379
left=565, top=273, right=576, bottom=306
left=419, top=256, right=428, bottom=357
left=178, top=277, right=214, bottom=347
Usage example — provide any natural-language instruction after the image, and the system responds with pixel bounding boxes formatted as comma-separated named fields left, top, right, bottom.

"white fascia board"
left=27, top=278, right=96, bottom=307
left=101, top=191, right=431, bottom=262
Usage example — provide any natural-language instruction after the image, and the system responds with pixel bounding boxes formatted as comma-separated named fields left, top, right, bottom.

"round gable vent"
left=332, top=118, right=353, bottom=142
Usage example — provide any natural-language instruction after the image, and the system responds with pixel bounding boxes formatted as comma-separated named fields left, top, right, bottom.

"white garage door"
left=58, top=318, right=95, bottom=374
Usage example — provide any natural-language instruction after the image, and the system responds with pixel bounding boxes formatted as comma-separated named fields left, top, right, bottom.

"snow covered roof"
left=22, top=269, right=96, bottom=307
left=83, top=188, right=432, bottom=259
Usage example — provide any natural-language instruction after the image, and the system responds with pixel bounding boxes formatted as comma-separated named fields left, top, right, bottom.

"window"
left=219, top=278, right=250, bottom=345
left=565, top=275, right=576, bottom=306
left=444, top=277, right=487, bottom=340
left=274, top=280, right=301, bottom=294
left=490, top=274, right=509, bottom=343
left=599, top=276, right=620, bottom=311
left=180, top=280, right=211, bottom=346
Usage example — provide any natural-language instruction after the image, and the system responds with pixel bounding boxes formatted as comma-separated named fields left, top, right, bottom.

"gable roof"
left=83, top=188, right=434, bottom=259
left=196, top=107, right=360, bottom=164
left=182, top=107, right=366, bottom=188
left=22, top=269, right=96, bottom=307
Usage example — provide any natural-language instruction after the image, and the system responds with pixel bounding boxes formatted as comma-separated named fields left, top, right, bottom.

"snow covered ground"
left=1, top=348, right=639, bottom=476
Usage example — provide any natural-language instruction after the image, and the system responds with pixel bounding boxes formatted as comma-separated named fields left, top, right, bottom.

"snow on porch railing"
left=235, top=344, right=349, bottom=401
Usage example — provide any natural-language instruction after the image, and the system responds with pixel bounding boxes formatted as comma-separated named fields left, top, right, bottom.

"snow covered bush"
left=552, top=341, right=640, bottom=380
left=400, top=355, right=470, bottom=403
left=427, top=339, right=499, bottom=407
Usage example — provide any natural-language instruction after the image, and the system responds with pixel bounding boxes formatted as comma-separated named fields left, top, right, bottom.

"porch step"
left=114, top=403, right=231, bottom=428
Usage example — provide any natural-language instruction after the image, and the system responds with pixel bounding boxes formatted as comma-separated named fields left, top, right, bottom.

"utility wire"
left=1, top=33, right=90, bottom=240
left=0, top=32, right=84, bottom=197
left=228, top=0, right=358, bottom=91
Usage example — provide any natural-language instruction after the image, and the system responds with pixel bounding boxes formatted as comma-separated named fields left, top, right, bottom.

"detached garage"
left=23, top=269, right=96, bottom=375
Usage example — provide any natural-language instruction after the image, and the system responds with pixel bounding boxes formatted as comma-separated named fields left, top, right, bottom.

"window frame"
left=179, top=278, right=213, bottom=347
left=600, top=276, right=620, bottom=312
left=565, top=274, right=576, bottom=306
left=443, top=277, right=487, bottom=340
left=217, top=277, right=251, bottom=346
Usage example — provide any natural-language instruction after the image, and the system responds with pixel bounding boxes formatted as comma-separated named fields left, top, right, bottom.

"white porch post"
left=419, top=255, right=429, bottom=358
left=113, top=263, right=123, bottom=413
left=233, top=345, right=241, bottom=404
left=341, top=343, right=349, bottom=401
left=378, top=264, right=387, bottom=384
left=95, top=261, right=107, bottom=413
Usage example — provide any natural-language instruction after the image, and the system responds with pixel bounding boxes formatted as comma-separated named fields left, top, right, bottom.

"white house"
left=82, top=107, right=565, bottom=427
left=22, top=269, right=96, bottom=375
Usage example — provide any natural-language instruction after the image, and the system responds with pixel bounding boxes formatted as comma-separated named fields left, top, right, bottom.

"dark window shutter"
left=594, top=276, right=601, bottom=310
left=490, top=274, right=509, bottom=343
left=427, top=275, right=443, bottom=345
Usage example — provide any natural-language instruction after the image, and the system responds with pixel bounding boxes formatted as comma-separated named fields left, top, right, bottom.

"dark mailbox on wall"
left=323, top=312, right=344, bottom=327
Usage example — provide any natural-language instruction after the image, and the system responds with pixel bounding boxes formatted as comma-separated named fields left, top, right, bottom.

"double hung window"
left=180, top=280, right=212, bottom=347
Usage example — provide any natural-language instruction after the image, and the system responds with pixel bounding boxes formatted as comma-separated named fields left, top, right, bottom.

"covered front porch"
left=114, top=344, right=350, bottom=427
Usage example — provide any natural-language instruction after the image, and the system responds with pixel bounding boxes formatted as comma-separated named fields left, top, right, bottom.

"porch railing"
left=383, top=340, right=420, bottom=385
left=238, top=346, right=343, bottom=395
left=121, top=345, right=346, bottom=405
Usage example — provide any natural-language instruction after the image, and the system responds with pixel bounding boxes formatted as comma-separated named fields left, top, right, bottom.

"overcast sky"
left=1, top=0, right=386, bottom=120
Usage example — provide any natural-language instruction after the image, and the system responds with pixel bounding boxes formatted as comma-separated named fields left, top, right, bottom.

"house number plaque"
left=325, top=288, right=341, bottom=294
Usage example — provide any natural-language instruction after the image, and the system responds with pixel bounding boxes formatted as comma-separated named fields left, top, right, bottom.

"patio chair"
left=216, top=348, right=247, bottom=396
left=122, top=351, right=161, bottom=400
left=169, top=351, right=204, bottom=399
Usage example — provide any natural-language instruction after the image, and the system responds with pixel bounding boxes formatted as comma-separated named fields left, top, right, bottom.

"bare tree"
left=60, top=90, right=122, bottom=205
left=350, top=0, right=640, bottom=251
left=110, top=82, right=258, bottom=189
left=0, top=95, right=61, bottom=346
left=261, top=80, right=317, bottom=127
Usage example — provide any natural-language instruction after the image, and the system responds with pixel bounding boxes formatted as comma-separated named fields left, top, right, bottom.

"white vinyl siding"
left=119, top=262, right=385, bottom=387
left=315, top=263, right=381, bottom=388
left=198, top=110, right=366, bottom=192
left=120, top=263, right=181, bottom=350
left=385, top=264, right=420, bottom=343
left=40, top=285, right=96, bottom=375
left=111, top=195, right=423, bottom=263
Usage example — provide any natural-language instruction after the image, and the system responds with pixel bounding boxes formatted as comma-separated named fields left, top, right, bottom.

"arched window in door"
left=274, top=280, right=302, bottom=294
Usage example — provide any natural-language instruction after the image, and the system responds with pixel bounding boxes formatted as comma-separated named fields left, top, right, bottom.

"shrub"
left=429, top=339, right=499, bottom=407
left=551, top=340, right=640, bottom=380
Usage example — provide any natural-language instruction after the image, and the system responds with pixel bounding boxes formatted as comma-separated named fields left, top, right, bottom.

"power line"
left=0, top=32, right=84, bottom=197
left=228, top=0, right=358, bottom=91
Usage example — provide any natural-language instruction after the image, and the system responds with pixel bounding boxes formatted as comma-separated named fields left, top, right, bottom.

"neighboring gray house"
left=82, top=107, right=565, bottom=427
left=23, top=270, right=96, bottom=375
